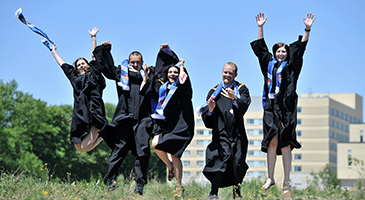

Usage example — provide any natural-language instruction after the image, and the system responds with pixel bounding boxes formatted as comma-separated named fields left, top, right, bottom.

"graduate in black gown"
left=200, top=62, right=251, bottom=199
left=250, top=13, right=316, bottom=195
left=49, top=27, right=107, bottom=152
left=151, top=57, right=194, bottom=198
left=93, top=42, right=179, bottom=194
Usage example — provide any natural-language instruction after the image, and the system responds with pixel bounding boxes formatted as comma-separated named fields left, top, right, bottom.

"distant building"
left=180, top=93, right=363, bottom=189
left=337, top=123, right=365, bottom=188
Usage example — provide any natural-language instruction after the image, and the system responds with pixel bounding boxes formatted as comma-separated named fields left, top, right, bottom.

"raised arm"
left=88, top=27, right=100, bottom=60
left=302, top=13, right=316, bottom=42
left=51, top=45, right=65, bottom=66
left=255, top=12, right=267, bottom=40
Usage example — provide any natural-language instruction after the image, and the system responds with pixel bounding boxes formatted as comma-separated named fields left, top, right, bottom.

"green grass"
left=1, top=171, right=365, bottom=200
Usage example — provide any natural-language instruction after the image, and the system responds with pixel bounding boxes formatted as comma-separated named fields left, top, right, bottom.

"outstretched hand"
left=255, top=12, right=267, bottom=27
left=303, top=13, right=316, bottom=28
left=51, top=44, right=57, bottom=52
left=88, top=27, right=100, bottom=36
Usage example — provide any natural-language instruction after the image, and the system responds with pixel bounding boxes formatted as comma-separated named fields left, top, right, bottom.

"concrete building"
left=337, top=123, right=365, bottom=188
left=180, top=93, right=363, bottom=189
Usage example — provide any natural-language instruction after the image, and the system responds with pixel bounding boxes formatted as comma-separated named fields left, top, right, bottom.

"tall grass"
left=1, top=170, right=364, bottom=199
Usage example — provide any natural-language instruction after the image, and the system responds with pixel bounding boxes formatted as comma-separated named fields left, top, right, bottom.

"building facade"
left=180, top=93, right=363, bottom=189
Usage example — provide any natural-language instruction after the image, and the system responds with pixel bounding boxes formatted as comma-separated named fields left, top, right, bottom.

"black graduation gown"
left=152, top=72, right=195, bottom=158
left=61, top=61, right=107, bottom=144
left=250, top=36, right=307, bottom=155
left=201, top=83, right=251, bottom=187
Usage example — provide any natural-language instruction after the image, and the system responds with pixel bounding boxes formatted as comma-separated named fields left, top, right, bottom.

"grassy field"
left=1, top=171, right=365, bottom=200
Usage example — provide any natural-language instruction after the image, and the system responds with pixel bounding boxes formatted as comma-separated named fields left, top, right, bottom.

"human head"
left=73, top=58, right=90, bottom=75
left=128, top=51, right=143, bottom=71
left=162, top=64, right=180, bottom=83
left=222, top=62, right=238, bottom=86
left=272, top=43, right=290, bottom=62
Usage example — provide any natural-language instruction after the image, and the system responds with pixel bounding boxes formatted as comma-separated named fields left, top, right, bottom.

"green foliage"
left=311, top=164, right=341, bottom=188
left=0, top=79, right=166, bottom=184
left=2, top=172, right=365, bottom=200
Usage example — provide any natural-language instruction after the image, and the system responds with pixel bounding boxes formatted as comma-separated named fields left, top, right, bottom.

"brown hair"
left=73, top=58, right=90, bottom=75
left=272, top=43, right=290, bottom=61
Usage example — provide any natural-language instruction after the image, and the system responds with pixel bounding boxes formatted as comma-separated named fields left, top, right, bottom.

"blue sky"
left=1, top=0, right=364, bottom=120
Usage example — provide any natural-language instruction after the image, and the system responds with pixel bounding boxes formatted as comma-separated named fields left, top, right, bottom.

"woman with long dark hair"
left=50, top=27, right=107, bottom=151
left=251, top=13, right=315, bottom=195
left=151, top=58, right=194, bottom=198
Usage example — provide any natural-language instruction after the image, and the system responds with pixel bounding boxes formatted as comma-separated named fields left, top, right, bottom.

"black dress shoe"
left=208, top=190, right=220, bottom=199
left=133, top=182, right=144, bottom=195
left=233, top=185, right=242, bottom=199
left=108, top=179, right=117, bottom=191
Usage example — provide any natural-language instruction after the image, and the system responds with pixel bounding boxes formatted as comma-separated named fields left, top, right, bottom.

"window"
left=297, top=119, right=302, bottom=125
left=248, top=140, right=261, bottom=146
left=247, top=129, right=263, bottom=135
left=329, top=119, right=333, bottom=126
left=183, top=161, right=190, bottom=166
left=348, top=150, right=352, bottom=167
left=329, top=131, right=333, bottom=138
left=196, top=119, right=204, bottom=125
left=361, top=130, right=363, bottom=142
left=334, top=132, right=338, bottom=140
left=329, top=108, right=333, bottom=115
left=247, top=118, right=263, bottom=125
left=197, top=161, right=205, bottom=166
left=248, top=150, right=265, bottom=157
left=294, top=166, right=302, bottom=172
left=183, top=150, right=190, bottom=157
left=343, top=113, right=347, bottom=120
left=339, top=134, right=343, bottom=142
left=247, top=160, right=266, bottom=167
left=197, top=129, right=212, bottom=136
left=294, top=154, right=302, bottom=160
left=197, top=140, right=211, bottom=146
left=334, top=109, right=338, bottom=117
left=197, top=150, right=205, bottom=156
left=247, top=171, right=266, bottom=177
left=297, top=107, right=302, bottom=113
left=339, top=111, right=342, bottom=119
left=183, top=171, right=190, bottom=177
left=196, top=171, right=203, bottom=177
left=297, top=130, right=302, bottom=137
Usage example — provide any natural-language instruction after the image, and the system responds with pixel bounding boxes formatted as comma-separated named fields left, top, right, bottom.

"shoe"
left=168, top=162, right=175, bottom=181
left=261, top=178, right=275, bottom=190
left=108, top=179, right=117, bottom=191
left=233, top=185, right=242, bottom=199
left=282, top=181, right=291, bottom=195
left=133, top=182, right=144, bottom=195
left=174, top=186, right=185, bottom=198
left=208, top=193, right=220, bottom=199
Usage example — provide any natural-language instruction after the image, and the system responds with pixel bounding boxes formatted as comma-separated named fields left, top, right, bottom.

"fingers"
left=102, top=41, right=111, bottom=46
left=160, top=43, right=169, bottom=49
left=179, top=58, right=185, bottom=66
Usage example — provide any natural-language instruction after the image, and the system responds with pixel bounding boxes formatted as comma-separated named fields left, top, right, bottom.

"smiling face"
left=222, top=63, right=237, bottom=86
left=75, top=58, right=90, bottom=75
left=275, top=46, right=288, bottom=62
left=167, top=66, right=179, bottom=83
left=128, top=54, right=143, bottom=71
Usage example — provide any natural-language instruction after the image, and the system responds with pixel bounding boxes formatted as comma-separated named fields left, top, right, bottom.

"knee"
left=74, top=143, right=84, bottom=152
left=171, top=155, right=180, bottom=163
left=151, top=136, right=159, bottom=149
left=281, top=145, right=291, bottom=153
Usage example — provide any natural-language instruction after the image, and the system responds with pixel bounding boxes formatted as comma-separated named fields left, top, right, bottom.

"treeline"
left=0, top=80, right=165, bottom=183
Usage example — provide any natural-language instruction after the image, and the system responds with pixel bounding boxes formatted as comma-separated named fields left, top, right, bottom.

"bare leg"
left=262, top=133, right=278, bottom=189
left=281, top=145, right=292, bottom=195
left=152, top=135, right=173, bottom=172
left=171, top=155, right=183, bottom=186
left=74, top=126, right=103, bottom=152
left=171, top=155, right=184, bottom=198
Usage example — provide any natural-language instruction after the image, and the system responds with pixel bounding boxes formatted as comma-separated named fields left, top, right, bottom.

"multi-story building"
left=337, top=123, right=365, bottom=188
left=180, top=93, right=363, bottom=189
